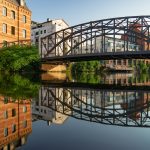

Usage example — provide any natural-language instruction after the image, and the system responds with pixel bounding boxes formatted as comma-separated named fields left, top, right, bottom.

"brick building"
left=0, top=96, right=32, bottom=149
left=106, top=23, right=150, bottom=70
left=0, top=0, right=31, bottom=44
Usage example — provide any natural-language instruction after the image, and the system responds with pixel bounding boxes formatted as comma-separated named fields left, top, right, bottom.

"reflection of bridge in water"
left=35, top=85, right=150, bottom=128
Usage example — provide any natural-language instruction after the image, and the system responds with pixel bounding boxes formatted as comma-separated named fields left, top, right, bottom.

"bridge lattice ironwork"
left=41, top=16, right=150, bottom=62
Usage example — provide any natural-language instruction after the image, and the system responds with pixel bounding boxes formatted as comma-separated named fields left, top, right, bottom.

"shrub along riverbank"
left=0, top=45, right=40, bottom=73
left=71, top=60, right=150, bottom=74
left=71, top=61, right=103, bottom=73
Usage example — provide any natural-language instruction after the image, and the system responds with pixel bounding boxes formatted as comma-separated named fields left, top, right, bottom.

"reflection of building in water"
left=0, top=96, right=32, bottom=149
left=32, top=87, right=71, bottom=125
left=121, top=93, right=150, bottom=121
left=100, top=73, right=150, bottom=86
left=103, top=73, right=133, bottom=85
left=74, top=89, right=150, bottom=121
left=36, top=86, right=150, bottom=126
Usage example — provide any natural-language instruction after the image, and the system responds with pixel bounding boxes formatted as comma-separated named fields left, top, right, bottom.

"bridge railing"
left=40, top=16, right=150, bottom=59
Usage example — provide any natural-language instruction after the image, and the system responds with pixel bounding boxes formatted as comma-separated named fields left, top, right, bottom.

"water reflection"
left=0, top=97, right=32, bottom=149
left=42, top=72, right=150, bottom=88
left=33, top=86, right=150, bottom=127
left=0, top=73, right=150, bottom=149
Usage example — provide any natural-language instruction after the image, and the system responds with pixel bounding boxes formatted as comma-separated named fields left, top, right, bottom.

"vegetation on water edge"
left=0, top=45, right=40, bottom=72
left=0, top=74, right=40, bottom=99
left=70, top=60, right=150, bottom=74
left=136, top=61, right=150, bottom=73
left=71, top=61, right=103, bottom=73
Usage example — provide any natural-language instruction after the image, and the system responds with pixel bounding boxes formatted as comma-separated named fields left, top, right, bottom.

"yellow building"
left=0, top=0, right=31, bottom=45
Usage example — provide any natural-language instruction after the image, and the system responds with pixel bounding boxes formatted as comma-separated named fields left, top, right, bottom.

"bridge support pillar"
left=41, top=63, right=67, bottom=72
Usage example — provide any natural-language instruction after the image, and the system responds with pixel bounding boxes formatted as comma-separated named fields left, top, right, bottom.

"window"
left=22, top=29, right=26, bottom=38
left=4, top=110, right=8, bottom=119
left=23, top=106, right=27, bottom=113
left=35, top=31, right=39, bottom=35
left=2, top=24, right=7, bottom=33
left=2, top=7, right=7, bottom=16
left=11, top=10, right=15, bottom=19
left=12, top=109, right=16, bottom=117
left=12, top=124, right=16, bottom=133
left=44, top=30, right=46, bottom=33
left=11, top=26, right=15, bottom=35
left=23, top=15, right=26, bottom=23
left=4, top=128, right=8, bottom=137
left=2, top=40, right=7, bottom=47
left=41, top=30, right=43, bottom=34
left=23, top=120, right=27, bottom=128
left=35, top=38, right=39, bottom=42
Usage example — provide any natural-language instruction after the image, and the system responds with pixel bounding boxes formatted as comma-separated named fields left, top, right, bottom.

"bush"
left=71, top=61, right=100, bottom=73
left=0, top=45, right=40, bottom=72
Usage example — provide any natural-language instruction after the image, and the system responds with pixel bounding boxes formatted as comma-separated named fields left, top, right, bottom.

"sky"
left=26, top=0, right=150, bottom=26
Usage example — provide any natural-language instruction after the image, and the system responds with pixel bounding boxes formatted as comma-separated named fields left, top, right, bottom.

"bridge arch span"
left=40, top=16, right=150, bottom=62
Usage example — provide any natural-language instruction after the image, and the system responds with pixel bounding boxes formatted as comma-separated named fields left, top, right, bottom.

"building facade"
left=31, top=19, right=69, bottom=46
left=0, top=0, right=31, bottom=45
left=31, top=19, right=70, bottom=57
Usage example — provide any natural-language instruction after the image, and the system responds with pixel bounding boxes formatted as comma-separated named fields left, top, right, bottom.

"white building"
left=31, top=19, right=70, bottom=58
left=31, top=19, right=69, bottom=46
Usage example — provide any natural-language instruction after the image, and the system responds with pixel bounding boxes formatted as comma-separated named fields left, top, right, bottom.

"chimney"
left=47, top=18, right=50, bottom=22
left=19, top=0, right=25, bottom=6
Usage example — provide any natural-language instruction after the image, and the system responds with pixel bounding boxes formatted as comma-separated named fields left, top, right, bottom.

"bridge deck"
left=41, top=51, right=150, bottom=62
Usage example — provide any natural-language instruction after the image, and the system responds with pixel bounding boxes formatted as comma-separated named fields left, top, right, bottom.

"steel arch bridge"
left=40, top=16, right=150, bottom=62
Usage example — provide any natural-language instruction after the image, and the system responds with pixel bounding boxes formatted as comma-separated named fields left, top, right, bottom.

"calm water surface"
left=1, top=73, right=150, bottom=150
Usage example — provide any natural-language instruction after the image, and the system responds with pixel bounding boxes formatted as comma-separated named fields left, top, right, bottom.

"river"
left=0, top=73, right=150, bottom=150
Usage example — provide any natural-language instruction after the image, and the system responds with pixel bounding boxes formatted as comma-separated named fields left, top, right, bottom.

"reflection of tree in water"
left=0, top=74, right=40, bottom=99
left=72, top=71, right=150, bottom=85
left=73, top=72, right=101, bottom=84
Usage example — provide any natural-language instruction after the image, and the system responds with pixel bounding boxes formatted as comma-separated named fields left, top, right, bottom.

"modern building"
left=0, top=0, right=31, bottom=45
left=0, top=96, right=32, bottom=149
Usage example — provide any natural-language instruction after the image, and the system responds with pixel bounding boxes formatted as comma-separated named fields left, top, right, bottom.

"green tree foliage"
left=137, top=61, right=150, bottom=73
left=0, top=45, right=40, bottom=72
left=73, top=72, right=101, bottom=84
left=71, top=61, right=100, bottom=73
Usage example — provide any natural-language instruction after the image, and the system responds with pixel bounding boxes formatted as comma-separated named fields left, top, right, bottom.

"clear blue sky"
left=26, top=0, right=150, bottom=26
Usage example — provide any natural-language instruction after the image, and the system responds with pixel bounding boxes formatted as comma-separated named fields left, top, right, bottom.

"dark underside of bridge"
left=41, top=51, right=150, bottom=63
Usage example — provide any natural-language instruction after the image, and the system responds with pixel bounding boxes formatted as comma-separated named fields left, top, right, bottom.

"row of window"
left=3, top=106, right=27, bottom=119
left=34, top=30, right=47, bottom=36
left=2, top=23, right=27, bottom=38
left=4, top=121, right=27, bottom=137
left=2, top=7, right=27, bottom=23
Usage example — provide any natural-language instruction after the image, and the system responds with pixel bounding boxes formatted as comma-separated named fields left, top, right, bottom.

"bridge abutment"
left=41, top=63, right=67, bottom=72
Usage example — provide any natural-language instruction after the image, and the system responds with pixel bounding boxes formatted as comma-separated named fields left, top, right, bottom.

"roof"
left=6, top=0, right=31, bottom=11
left=39, top=19, right=69, bottom=27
